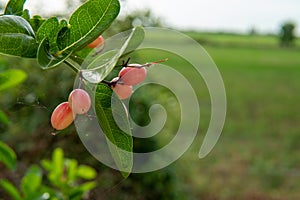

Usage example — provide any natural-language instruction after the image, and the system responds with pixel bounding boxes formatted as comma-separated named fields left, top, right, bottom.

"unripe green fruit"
left=51, top=102, right=74, bottom=130
left=118, top=67, right=147, bottom=86
left=68, top=89, right=91, bottom=115
left=87, top=36, right=105, bottom=48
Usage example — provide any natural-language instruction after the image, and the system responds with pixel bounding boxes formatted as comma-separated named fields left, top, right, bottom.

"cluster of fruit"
left=51, top=89, right=91, bottom=130
left=50, top=36, right=166, bottom=131
left=110, top=64, right=147, bottom=99
left=50, top=64, right=147, bottom=131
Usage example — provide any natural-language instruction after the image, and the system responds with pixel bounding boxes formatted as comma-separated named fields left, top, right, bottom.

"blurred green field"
left=186, top=31, right=300, bottom=48
left=175, top=33, right=300, bottom=199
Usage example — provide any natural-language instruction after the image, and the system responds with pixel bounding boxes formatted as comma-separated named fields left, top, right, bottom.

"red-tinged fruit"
left=87, top=36, right=105, bottom=48
left=51, top=102, right=74, bottom=130
left=119, top=67, right=147, bottom=85
left=112, top=83, right=133, bottom=100
left=68, top=89, right=91, bottom=115
left=118, top=67, right=133, bottom=77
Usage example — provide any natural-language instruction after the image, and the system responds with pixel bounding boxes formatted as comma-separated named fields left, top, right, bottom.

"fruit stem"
left=101, top=79, right=112, bottom=86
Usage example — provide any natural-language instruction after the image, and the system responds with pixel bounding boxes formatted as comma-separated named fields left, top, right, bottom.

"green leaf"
left=37, top=38, right=71, bottom=69
left=21, top=165, right=42, bottom=197
left=66, top=159, right=78, bottom=183
left=121, top=26, right=145, bottom=56
left=4, top=0, right=26, bottom=16
left=95, top=83, right=132, bottom=178
left=20, top=10, right=45, bottom=33
left=36, top=18, right=70, bottom=69
left=57, top=0, right=120, bottom=53
left=29, top=15, right=46, bottom=32
left=52, top=148, right=64, bottom=177
left=36, top=17, right=68, bottom=53
left=0, top=15, right=38, bottom=58
left=76, top=165, right=97, bottom=180
left=0, top=141, right=16, bottom=170
left=0, top=109, right=10, bottom=125
left=0, top=179, right=21, bottom=200
left=21, top=9, right=30, bottom=21
left=0, top=69, right=27, bottom=91
left=69, top=181, right=96, bottom=200
left=40, top=159, right=52, bottom=171
left=43, top=148, right=64, bottom=187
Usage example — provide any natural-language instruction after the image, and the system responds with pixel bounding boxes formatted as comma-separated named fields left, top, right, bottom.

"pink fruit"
left=51, top=102, right=74, bottom=130
left=118, top=67, right=132, bottom=77
left=68, top=89, right=91, bottom=115
left=87, top=36, right=105, bottom=48
left=112, top=83, right=133, bottom=100
left=118, top=67, right=147, bottom=86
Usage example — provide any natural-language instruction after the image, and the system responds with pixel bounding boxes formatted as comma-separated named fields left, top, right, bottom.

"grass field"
left=174, top=33, right=300, bottom=199
left=186, top=31, right=300, bottom=48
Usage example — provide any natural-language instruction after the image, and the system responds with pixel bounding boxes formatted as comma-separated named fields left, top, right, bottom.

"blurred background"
left=0, top=0, right=300, bottom=199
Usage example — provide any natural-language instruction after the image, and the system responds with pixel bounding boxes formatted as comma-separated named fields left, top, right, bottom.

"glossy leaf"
left=36, top=17, right=71, bottom=69
left=0, top=69, right=27, bottom=92
left=37, top=38, right=71, bottom=69
left=0, top=141, right=16, bottom=170
left=36, top=17, right=68, bottom=53
left=20, top=10, right=45, bottom=32
left=21, top=9, right=30, bottom=21
left=0, top=179, right=22, bottom=200
left=0, top=15, right=37, bottom=58
left=95, top=83, right=132, bottom=177
left=4, top=0, right=26, bottom=16
left=121, top=26, right=145, bottom=56
left=57, top=0, right=120, bottom=53
left=28, top=15, right=45, bottom=32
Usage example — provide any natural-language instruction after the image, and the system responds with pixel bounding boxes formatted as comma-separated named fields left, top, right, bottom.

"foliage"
left=0, top=147, right=97, bottom=200
left=95, top=83, right=132, bottom=177
left=279, top=22, right=296, bottom=47
left=0, top=65, right=27, bottom=130
left=0, top=0, right=150, bottom=177
left=0, top=141, right=16, bottom=170
left=0, top=1, right=187, bottom=199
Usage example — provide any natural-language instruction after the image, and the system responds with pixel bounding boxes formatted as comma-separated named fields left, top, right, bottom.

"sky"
left=121, top=0, right=300, bottom=35
left=1, top=0, right=300, bottom=35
